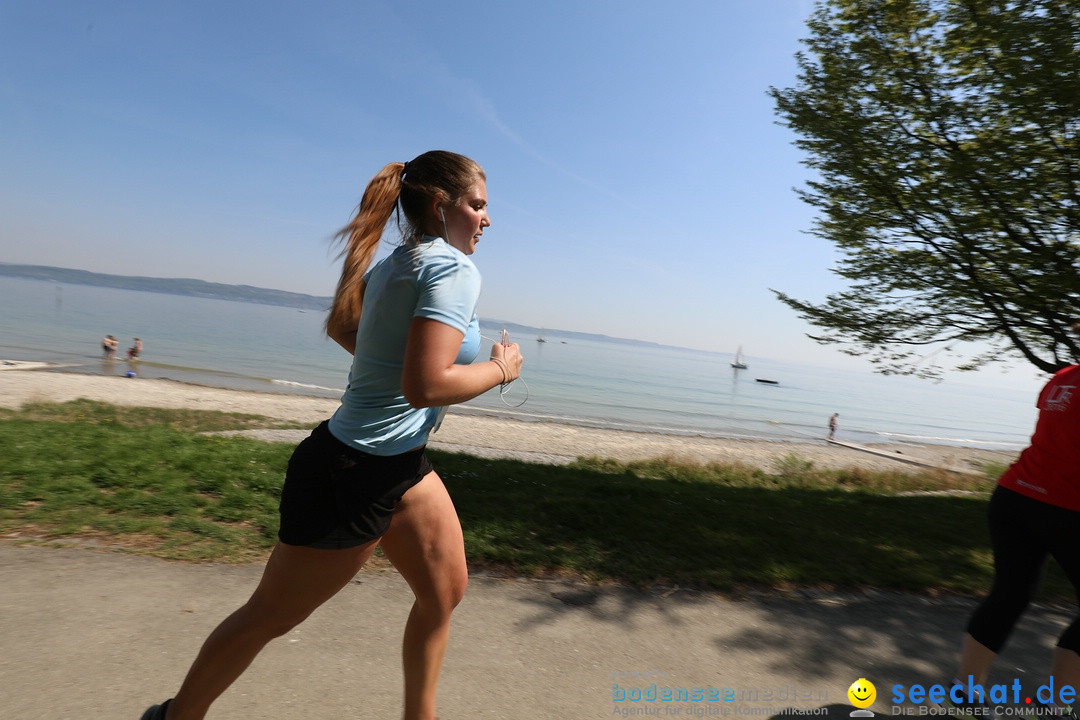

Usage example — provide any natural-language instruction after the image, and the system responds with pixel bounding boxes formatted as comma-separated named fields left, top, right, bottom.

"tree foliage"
left=770, top=0, right=1080, bottom=376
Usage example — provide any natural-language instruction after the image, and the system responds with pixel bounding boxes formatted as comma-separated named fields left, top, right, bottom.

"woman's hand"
left=489, top=341, right=523, bottom=383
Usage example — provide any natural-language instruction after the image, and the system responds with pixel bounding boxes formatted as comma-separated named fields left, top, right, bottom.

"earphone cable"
left=481, top=333, right=529, bottom=408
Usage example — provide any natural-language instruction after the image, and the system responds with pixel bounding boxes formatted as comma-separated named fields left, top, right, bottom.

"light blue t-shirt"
left=328, top=237, right=482, bottom=456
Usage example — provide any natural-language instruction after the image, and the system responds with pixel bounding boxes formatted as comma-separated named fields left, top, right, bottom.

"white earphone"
left=439, top=207, right=450, bottom=242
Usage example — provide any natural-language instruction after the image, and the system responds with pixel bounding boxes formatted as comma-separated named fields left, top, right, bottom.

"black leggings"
left=967, top=486, right=1080, bottom=654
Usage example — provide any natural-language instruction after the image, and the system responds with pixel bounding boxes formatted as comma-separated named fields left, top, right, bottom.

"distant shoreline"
left=0, top=264, right=700, bottom=353
left=0, top=365, right=1018, bottom=474
left=0, top=262, right=333, bottom=311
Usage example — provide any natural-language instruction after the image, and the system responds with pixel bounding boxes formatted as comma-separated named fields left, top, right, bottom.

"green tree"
left=770, top=0, right=1080, bottom=377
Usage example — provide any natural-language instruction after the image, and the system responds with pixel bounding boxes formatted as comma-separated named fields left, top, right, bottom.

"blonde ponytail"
left=325, top=162, right=405, bottom=338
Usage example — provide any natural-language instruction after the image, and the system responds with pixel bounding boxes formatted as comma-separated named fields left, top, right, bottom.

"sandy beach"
left=0, top=365, right=1018, bottom=474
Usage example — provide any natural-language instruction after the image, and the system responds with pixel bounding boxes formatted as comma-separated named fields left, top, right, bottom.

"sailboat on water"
left=731, top=346, right=748, bottom=369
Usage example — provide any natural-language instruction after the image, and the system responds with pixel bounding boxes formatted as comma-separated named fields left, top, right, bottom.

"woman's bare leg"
left=165, top=540, right=377, bottom=720
left=957, top=633, right=998, bottom=686
left=379, top=471, right=469, bottom=720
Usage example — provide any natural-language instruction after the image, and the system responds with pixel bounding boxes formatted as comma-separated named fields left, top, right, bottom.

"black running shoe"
left=140, top=699, right=171, bottom=720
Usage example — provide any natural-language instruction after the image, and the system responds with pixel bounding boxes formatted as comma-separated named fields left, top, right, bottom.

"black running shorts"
left=277, top=421, right=433, bottom=549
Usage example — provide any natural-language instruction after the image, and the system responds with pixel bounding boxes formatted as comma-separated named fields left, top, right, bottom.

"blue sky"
left=0, top=0, right=1047, bottom=391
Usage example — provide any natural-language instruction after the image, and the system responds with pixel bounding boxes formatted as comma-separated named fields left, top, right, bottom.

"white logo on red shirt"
left=1046, top=384, right=1075, bottom=412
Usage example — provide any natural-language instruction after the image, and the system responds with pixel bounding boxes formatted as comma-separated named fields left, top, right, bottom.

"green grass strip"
left=0, top=399, right=1068, bottom=598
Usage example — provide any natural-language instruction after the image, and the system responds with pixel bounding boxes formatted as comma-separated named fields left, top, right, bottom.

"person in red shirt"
left=946, top=323, right=1080, bottom=717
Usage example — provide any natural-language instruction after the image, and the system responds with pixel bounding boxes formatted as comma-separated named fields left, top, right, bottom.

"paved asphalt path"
left=0, top=543, right=1071, bottom=719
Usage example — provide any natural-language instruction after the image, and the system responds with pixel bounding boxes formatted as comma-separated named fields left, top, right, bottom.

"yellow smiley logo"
left=848, top=678, right=876, bottom=709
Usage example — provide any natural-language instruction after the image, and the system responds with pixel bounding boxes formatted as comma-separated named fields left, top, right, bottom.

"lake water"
left=0, top=275, right=1042, bottom=451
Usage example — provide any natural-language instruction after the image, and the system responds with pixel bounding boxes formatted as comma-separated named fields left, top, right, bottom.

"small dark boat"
left=755, top=378, right=779, bottom=385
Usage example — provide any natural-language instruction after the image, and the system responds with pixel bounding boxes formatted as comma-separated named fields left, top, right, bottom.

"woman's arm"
left=326, top=281, right=365, bottom=354
left=402, top=317, right=523, bottom=408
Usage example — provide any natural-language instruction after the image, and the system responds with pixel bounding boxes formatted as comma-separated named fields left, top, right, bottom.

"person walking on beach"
left=102, top=334, right=118, bottom=359
left=944, top=324, right=1080, bottom=718
left=140, top=150, right=522, bottom=720
left=127, top=337, right=142, bottom=360
left=828, top=413, right=838, bottom=441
